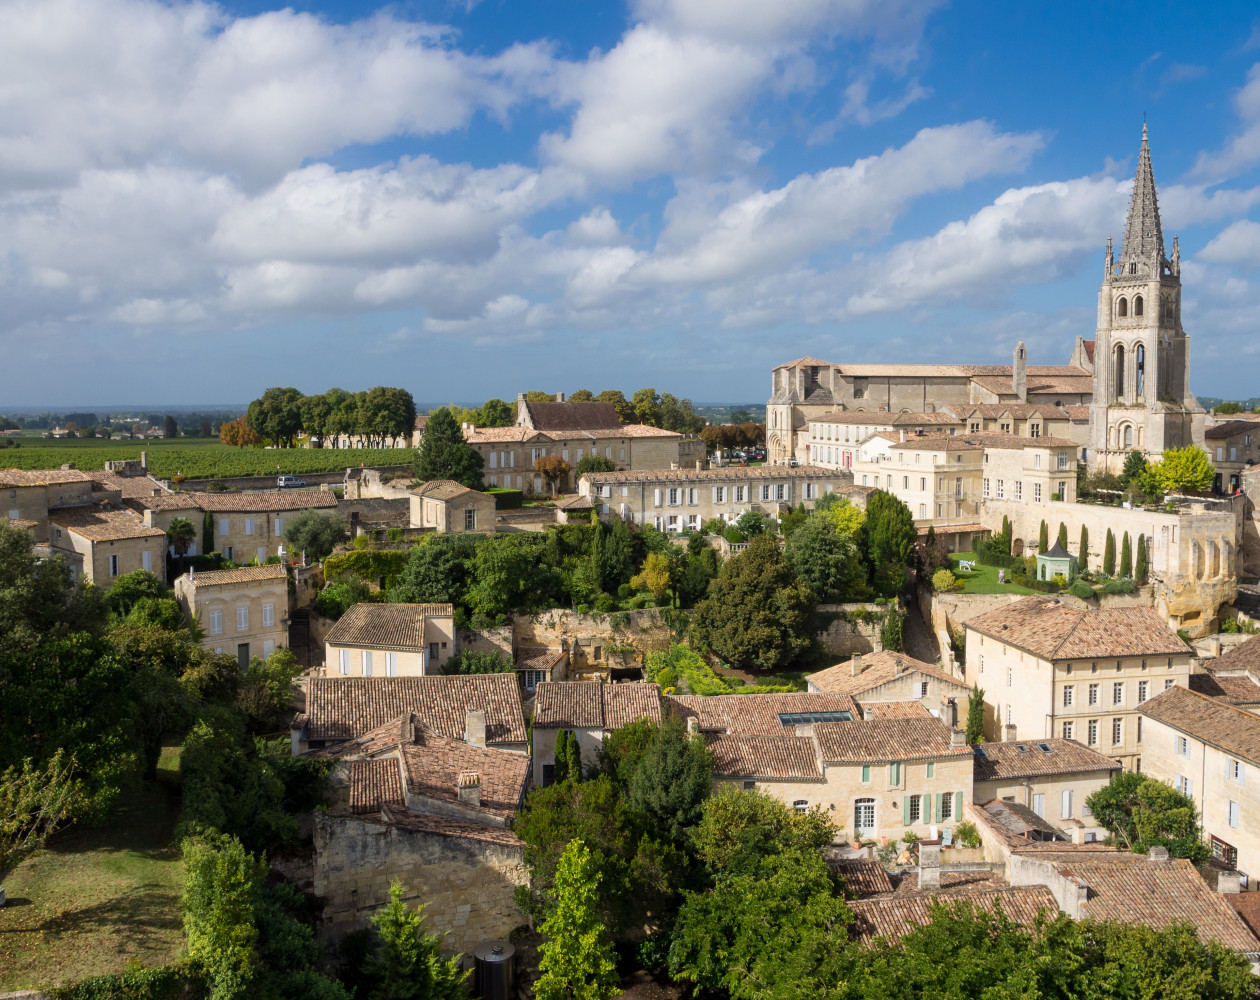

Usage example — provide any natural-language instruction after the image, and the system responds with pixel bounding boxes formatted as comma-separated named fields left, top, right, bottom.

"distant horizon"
left=0, top=398, right=771, bottom=416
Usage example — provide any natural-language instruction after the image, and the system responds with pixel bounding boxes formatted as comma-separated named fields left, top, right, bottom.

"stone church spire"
left=1118, top=123, right=1165, bottom=272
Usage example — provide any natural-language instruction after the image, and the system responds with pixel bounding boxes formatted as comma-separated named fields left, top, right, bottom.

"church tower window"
left=1136, top=345, right=1145, bottom=398
left=1114, top=345, right=1125, bottom=399
left=1118, top=297, right=1128, bottom=317
left=1134, top=295, right=1143, bottom=317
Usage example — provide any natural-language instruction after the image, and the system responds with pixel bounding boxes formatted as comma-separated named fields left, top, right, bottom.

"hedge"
left=1011, top=574, right=1060, bottom=594
left=323, top=547, right=413, bottom=585
left=485, top=487, right=523, bottom=510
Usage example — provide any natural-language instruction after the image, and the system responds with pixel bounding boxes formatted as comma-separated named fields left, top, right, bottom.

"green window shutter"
left=935, top=792, right=943, bottom=823
left=927, top=762, right=935, bottom=778
left=955, top=790, right=963, bottom=820
left=903, top=794, right=912, bottom=826
left=862, top=764, right=870, bottom=782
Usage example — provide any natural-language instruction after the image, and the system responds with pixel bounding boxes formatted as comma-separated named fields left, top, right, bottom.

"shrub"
left=485, top=488, right=523, bottom=510
left=444, top=649, right=513, bottom=674
left=722, top=527, right=747, bottom=543
left=50, top=964, right=201, bottom=1000
left=314, top=577, right=373, bottom=620
left=1068, top=579, right=1095, bottom=600
left=953, top=820, right=981, bottom=848
left=1103, top=577, right=1136, bottom=595
left=879, top=605, right=906, bottom=652
left=931, top=568, right=961, bottom=593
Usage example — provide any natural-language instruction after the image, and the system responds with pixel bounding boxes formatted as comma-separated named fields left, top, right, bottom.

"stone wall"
left=344, top=468, right=414, bottom=500
left=813, top=604, right=886, bottom=657
left=457, top=627, right=514, bottom=660
left=1243, top=468, right=1260, bottom=580
left=313, top=812, right=528, bottom=954
left=339, top=497, right=411, bottom=530
left=512, top=608, right=671, bottom=675
left=293, top=563, right=324, bottom=609
left=980, top=496, right=1239, bottom=635
left=919, top=589, right=1027, bottom=669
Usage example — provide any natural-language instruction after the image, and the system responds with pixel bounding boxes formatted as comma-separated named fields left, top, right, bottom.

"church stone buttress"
left=1089, top=124, right=1203, bottom=472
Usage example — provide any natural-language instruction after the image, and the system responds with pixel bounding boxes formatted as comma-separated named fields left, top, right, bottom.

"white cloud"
left=1199, top=219, right=1260, bottom=264
left=1191, top=63, right=1260, bottom=181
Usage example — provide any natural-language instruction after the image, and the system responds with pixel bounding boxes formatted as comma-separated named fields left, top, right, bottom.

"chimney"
left=686, top=716, right=698, bottom=736
left=554, top=392, right=565, bottom=402
left=189, top=566, right=195, bottom=581
left=794, top=723, right=814, bottom=737
left=464, top=708, right=487, bottom=748
left=457, top=772, right=481, bottom=808
left=899, top=429, right=906, bottom=443
left=917, top=843, right=941, bottom=890
left=141, top=450, right=149, bottom=471
left=950, top=728, right=966, bottom=748
left=695, top=460, right=702, bottom=471
left=1003, top=724, right=1017, bottom=742
left=1147, top=846, right=1170, bottom=863
left=863, top=705, right=875, bottom=721
left=1217, top=871, right=1242, bottom=894
left=1013, top=342, right=1027, bottom=402
left=1204, top=636, right=1222, bottom=658
left=851, top=653, right=863, bottom=677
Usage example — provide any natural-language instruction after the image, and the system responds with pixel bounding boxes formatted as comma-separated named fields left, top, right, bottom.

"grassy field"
left=0, top=438, right=413, bottom=479
left=0, top=748, right=185, bottom=992
left=947, top=553, right=1033, bottom=595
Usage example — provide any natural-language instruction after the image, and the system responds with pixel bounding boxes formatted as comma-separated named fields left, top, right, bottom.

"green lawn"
left=0, top=750, right=185, bottom=992
left=947, top=553, right=1033, bottom=595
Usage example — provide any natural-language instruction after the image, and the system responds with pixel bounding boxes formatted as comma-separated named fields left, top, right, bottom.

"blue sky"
left=3, top=0, right=1260, bottom=407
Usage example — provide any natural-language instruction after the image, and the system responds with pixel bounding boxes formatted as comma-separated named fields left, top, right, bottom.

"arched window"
left=1136, top=344, right=1145, bottom=398
left=1118, top=297, right=1128, bottom=318
left=1114, top=345, right=1125, bottom=399
left=1134, top=295, right=1143, bottom=317
left=1129, top=262, right=1137, bottom=275
left=1123, top=425, right=1133, bottom=448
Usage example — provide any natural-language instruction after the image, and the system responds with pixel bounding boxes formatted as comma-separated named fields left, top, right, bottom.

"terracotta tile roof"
left=533, top=682, right=663, bottom=730
left=1063, top=405, right=1092, bottom=420
left=520, top=400, right=621, bottom=431
left=916, top=522, right=987, bottom=535
left=1189, top=669, right=1260, bottom=705
left=859, top=700, right=934, bottom=719
left=310, top=713, right=418, bottom=759
left=304, top=675, right=527, bottom=745
left=667, top=692, right=861, bottom=735
left=982, top=798, right=1065, bottom=840
left=515, top=647, right=567, bottom=671
left=346, top=759, right=405, bottom=813
left=773, top=356, right=831, bottom=369
left=964, top=596, right=1191, bottom=660
left=1082, top=340, right=1096, bottom=363
left=1207, top=634, right=1260, bottom=675
left=49, top=505, right=167, bottom=541
left=324, top=603, right=453, bottom=650
left=707, top=734, right=822, bottom=779
left=0, top=468, right=93, bottom=487
left=892, top=432, right=1080, bottom=452
left=184, top=564, right=289, bottom=587
left=411, top=480, right=478, bottom=501
left=1054, top=854, right=1260, bottom=952
left=5, top=519, right=40, bottom=531
left=888, top=869, right=1010, bottom=898
left=85, top=470, right=172, bottom=499
left=1138, top=685, right=1260, bottom=765
left=400, top=729, right=531, bottom=820
left=970, top=374, right=1095, bottom=396
left=380, top=803, right=523, bottom=847
left=555, top=494, right=595, bottom=510
left=972, top=738, right=1121, bottom=781
left=828, top=858, right=894, bottom=896
left=947, top=404, right=1073, bottom=420
left=813, top=718, right=970, bottom=764
left=806, top=651, right=967, bottom=698
left=465, top=427, right=539, bottom=443
left=125, top=493, right=201, bottom=512
left=848, top=886, right=1058, bottom=944
left=190, top=490, right=338, bottom=512
left=1226, top=892, right=1260, bottom=942
left=1205, top=420, right=1256, bottom=440
left=806, top=410, right=959, bottom=427
left=579, top=465, right=845, bottom=485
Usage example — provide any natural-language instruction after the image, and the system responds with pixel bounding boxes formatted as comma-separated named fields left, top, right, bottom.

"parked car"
left=277, top=475, right=307, bottom=488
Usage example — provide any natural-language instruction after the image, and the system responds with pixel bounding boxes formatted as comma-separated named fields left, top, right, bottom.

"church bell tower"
left=1089, top=125, right=1203, bottom=472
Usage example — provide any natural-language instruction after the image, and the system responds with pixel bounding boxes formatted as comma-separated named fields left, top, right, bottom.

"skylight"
left=778, top=711, right=853, bottom=726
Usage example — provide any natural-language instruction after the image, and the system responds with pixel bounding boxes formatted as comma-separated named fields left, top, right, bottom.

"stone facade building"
left=963, top=597, right=1194, bottom=769
left=769, top=127, right=1206, bottom=473
left=1139, top=685, right=1260, bottom=882
left=577, top=464, right=850, bottom=530
left=174, top=564, right=289, bottom=667
left=530, top=681, right=663, bottom=787
left=49, top=505, right=168, bottom=588
left=409, top=481, right=496, bottom=533
left=1206, top=420, right=1258, bottom=494
left=324, top=603, right=457, bottom=677
left=805, top=651, right=971, bottom=724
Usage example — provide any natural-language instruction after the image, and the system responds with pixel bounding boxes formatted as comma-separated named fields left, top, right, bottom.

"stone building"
left=1190, top=635, right=1260, bottom=714
left=409, top=481, right=496, bottom=533
left=1206, top=420, right=1258, bottom=494
left=805, top=651, right=971, bottom=724
left=324, top=603, right=457, bottom=677
left=577, top=464, right=850, bottom=530
left=1138, top=685, right=1260, bottom=882
left=971, top=738, right=1118, bottom=843
left=850, top=433, right=1078, bottom=533
left=1089, top=125, right=1205, bottom=472
left=769, top=127, right=1207, bottom=473
left=174, top=564, right=289, bottom=667
left=3, top=467, right=103, bottom=541
left=963, top=597, right=1194, bottom=769
left=49, top=505, right=168, bottom=588
left=530, top=681, right=663, bottom=786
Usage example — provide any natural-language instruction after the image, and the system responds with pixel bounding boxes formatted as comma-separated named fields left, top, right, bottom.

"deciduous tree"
left=246, top=387, right=304, bottom=448
left=1151, top=445, right=1216, bottom=493
left=784, top=515, right=866, bottom=603
left=534, top=455, right=570, bottom=494
left=1086, top=772, right=1208, bottom=861
left=284, top=510, right=346, bottom=561
left=535, top=840, right=621, bottom=1000
left=220, top=417, right=260, bottom=448
left=574, top=453, right=616, bottom=476
left=0, top=750, right=82, bottom=886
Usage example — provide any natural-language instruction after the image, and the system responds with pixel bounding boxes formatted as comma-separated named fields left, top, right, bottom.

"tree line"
left=447, top=388, right=707, bottom=434
left=240, top=386, right=418, bottom=449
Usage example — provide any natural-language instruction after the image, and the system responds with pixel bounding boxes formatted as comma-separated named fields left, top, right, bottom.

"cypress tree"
left=1057, top=522, right=1068, bottom=550
left=413, top=406, right=485, bottom=489
left=1079, top=525, right=1089, bottom=572
left=965, top=686, right=986, bottom=745
left=1135, top=534, right=1148, bottom=585
left=1103, top=529, right=1116, bottom=576
left=1120, top=532, right=1133, bottom=578
left=202, top=509, right=214, bottom=554
left=553, top=731, right=571, bottom=783
left=1002, top=515, right=1012, bottom=554
left=1038, top=520, right=1048, bottom=554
